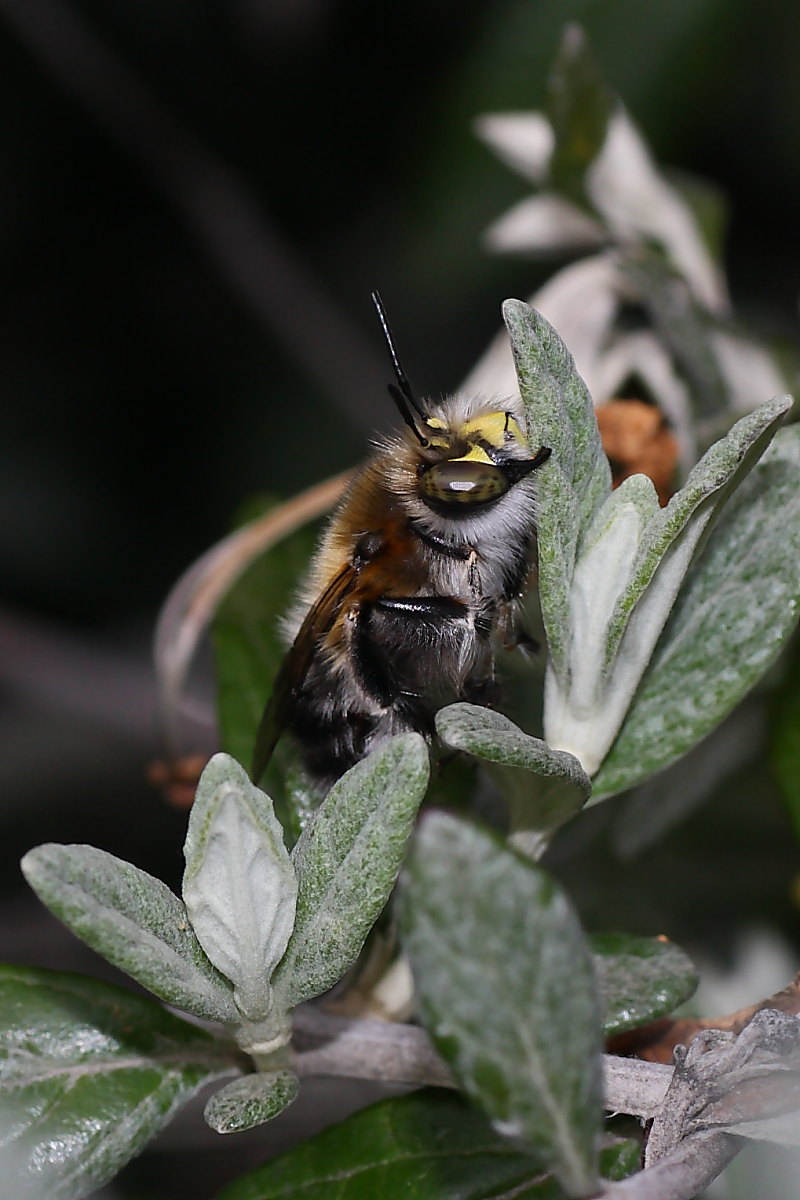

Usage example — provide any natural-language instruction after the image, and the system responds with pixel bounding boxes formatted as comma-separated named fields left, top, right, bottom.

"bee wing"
left=251, top=563, right=357, bottom=783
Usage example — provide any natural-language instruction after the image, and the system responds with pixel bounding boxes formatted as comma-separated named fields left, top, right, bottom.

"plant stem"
left=291, top=1010, right=744, bottom=1196
left=291, top=1007, right=672, bottom=1118
left=596, top=1131, right=740, bottom=1200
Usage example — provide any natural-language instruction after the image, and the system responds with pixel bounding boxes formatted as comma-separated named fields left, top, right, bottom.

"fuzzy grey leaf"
left=272, top=733, right=429, bottom=1010
left=602, top=395, right=791, bottom=670
left=593, top=423, right=800, bottom=798
left=203, top=1070, right=299, bottom=1134
left=436, top=704, right=591, bottom=855
left=401, top=813, right=603, bottom=1197
left=503, top=299, right=611, bottom=687
left=546, top=396, right=792, bottom=777
left=183, top=753, right=297, bottom=1022
left=21, top=844, right=236, bottom=1023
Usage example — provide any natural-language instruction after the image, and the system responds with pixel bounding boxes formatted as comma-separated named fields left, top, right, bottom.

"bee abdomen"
left=286, top=590, right=480, bottom=787
left=351, top=594, right=470, bottom=708
left=288, top=679, right=379, bottom=787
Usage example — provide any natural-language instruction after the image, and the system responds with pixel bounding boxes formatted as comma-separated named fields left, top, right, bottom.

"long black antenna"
left=371, top=290, right=429, bottom=444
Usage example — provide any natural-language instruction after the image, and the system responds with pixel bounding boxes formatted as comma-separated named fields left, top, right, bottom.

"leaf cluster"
left=10, top=737, right=429, bottom=1190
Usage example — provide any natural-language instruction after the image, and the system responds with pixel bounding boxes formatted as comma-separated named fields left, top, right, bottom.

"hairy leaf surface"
left=401, top=814, right=603, bottom=1196
left=0, top=965, right=234, bottom=1199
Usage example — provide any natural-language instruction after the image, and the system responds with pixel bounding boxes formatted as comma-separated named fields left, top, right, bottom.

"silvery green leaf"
left=593, top=423, right=800, bottom=797
left=203, top=1070, right=299, bottom=1134
left=605, top=395, right=791, bottom=669
left=544, top=473, right=660, bottom=774
left=400, top=813, right=603, bottom=1197
left=590, top=933, right=698, bottom=1035
left=21, top=844, right=236, bottom=1023
left=436, top=704, right=591, bottom=857
left=183, top=753, right=297, bottom=1023
left=272, top=733, right=429, bottom=1010
left=503, top=298, right=611, bottom=686
left=546, top=395, right=792, bottom=776
left=0, top=965, right=235, bottom=1200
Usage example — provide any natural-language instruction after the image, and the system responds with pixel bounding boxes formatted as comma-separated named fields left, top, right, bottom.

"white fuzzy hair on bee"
left=252, top=294, right=551, bottom=790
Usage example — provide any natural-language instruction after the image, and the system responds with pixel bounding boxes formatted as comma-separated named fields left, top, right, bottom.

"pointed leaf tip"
left=592, top=419, right=800, bottom=796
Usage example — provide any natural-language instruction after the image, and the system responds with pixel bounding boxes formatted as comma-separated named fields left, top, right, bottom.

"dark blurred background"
left=3, top=0, right=800, bottom=632
left=1, top=0, right=799, bottom=1194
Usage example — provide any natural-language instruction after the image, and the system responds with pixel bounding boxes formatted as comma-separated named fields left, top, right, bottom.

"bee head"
left=416, top=406, right=550, bottom=511
left=370, top=291, right=551, bottom=514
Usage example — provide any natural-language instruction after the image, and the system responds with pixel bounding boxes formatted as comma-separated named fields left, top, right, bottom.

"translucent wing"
left=251, top=564, right=357, bottom=783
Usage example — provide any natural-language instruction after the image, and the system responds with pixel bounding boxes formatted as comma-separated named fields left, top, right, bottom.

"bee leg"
left=504, top=628, right=541, bottom=657
left=467, top=549, right=480, bottom=596
left=462, top=676, right=502, bottom=707
left=397, top=690, right=438, bottom=739
left=348, top=603, right=398, bottom=710
left=496, top=600, right=540, bottom=657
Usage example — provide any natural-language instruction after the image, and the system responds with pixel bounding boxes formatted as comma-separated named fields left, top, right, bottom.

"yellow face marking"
left=460, top=411, right=527, bottom=448
left=451, top=443, right=494, bottom=465
left=421, top=410, right=528, bottom=457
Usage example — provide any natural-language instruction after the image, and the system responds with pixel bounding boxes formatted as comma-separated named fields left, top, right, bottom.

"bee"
left=252, top=293, right=551, bottom=789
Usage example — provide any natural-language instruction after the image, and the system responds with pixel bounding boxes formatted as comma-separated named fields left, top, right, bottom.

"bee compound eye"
left=420, top=460, right=509, bottom=506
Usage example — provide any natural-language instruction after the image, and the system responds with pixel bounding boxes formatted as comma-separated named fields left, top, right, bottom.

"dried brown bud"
left=146, top=754, right=208, bottom=808
left=596, top=398, right=680, bottom=505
